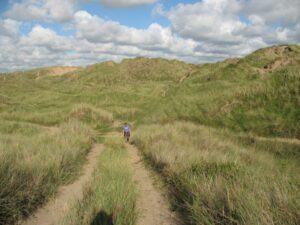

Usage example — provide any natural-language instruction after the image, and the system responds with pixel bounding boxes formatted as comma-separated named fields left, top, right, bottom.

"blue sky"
left=0, top=0, right=299, bottom=71
left=78, top=0, right=190, bottom=28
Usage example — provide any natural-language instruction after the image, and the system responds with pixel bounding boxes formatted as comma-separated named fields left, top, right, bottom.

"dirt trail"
left=126, top=141, right=181, bottom=225
left=20, top=125, right=180, bottom=225
left=254, top=136, right=300, bottom=145
left=103, top=128, right=181, bottom=225
left=19, top=144, right=104, bottom=225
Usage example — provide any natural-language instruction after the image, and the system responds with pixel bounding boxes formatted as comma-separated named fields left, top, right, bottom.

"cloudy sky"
left=0, top=0, right=299, bottom=71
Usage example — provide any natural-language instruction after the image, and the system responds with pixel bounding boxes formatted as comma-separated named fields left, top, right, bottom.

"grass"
left=0, top=100, right=115, bottom=224
left=62, top=138, right=136, bottom=225
left=0, top=120, right=94, bottom=225
left=134, top=122, right=300, bottom=225
left=221, top=69, right=300, bottom=137
left=0, top=44, right=299, bottom=225
left=132, top=45, right=300, bottom=139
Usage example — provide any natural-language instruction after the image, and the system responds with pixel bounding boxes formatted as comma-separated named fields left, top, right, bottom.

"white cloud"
left=1, top=0, right=300, bottom=72
left=163, top=0, right=299, bottom=58
left=167, top=0, right=246, bottom=44
left=19, top=25, right=72, bottom=51
left=276, top=27, right=289, bottom=42
left=74, top=11, right=197, bottom=55
left=245, top=0, right=300, bottom=26
left=0, top=19, right=21, bottom=37
left=95, top=0, right=157, bottom=8
left=0, top=18, right=198, bottom=72
left=5, top=0, right=77, bottom=22
left=46, top=0, right=77, bottom=22
left=5, top=0, right=157, bottom=23
left=21, top=25, right=59, bottom=45
left=5, top=1, right=46, bottom=21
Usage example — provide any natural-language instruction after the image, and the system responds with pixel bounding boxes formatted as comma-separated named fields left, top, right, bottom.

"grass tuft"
left=62, top=138, right=136, bottom=225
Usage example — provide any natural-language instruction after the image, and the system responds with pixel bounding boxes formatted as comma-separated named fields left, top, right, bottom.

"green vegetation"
left=0, top=120, right=94, bottom=225
left=63, top=138, right=136, bottom=225
left=0, top=44, right=299, bottom=224
left=134, top=122, right=299, bottom=225
left=138, top=45, right=300, bottom=138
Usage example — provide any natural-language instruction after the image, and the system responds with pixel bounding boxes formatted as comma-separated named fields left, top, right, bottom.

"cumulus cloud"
left=167, top=0, right=245, bottom=44
left=0, top=19, right=21, bottom=37
left=1, top=0, right=300, bottom=72
left=74, top=10, right=197, bottom=55
left=94, top=0, right=157, bottom=8
left=0, top=23, right=74, bottom=71
left=19, top=25, right=72, bottom=51
left=163, top=0, right=300, bottom=58
left=245, top=0, right=300, bottom=26
left=0, top=13, right=198, bottom=72
left=5, top=0, right=77, bottom=22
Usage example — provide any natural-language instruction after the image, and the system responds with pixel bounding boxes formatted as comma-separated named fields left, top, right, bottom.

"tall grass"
left=137, top=53, right=299, bottom=139
left=134, top=122, right=300, bottom=225
left=222, top=69, right=300, bottom=138
left=0, top=103, right=114, bottom=128
left=63, top=138, right=136, bottom=225
left=70, top=104, right=114, bottom=132
left=0, top=120, right=94, bottom=225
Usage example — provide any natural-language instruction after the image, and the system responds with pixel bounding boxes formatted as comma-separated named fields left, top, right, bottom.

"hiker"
left=123, top=122, right=131, bottom=142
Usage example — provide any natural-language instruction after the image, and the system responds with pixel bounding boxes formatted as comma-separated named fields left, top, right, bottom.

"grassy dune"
left=63, top=138, right=136, bottom=225
left=0, top=44, right=299, bottom=224
left=139, top=45, right=300, bottom=138
left=134, top=122, right=299, bottom=225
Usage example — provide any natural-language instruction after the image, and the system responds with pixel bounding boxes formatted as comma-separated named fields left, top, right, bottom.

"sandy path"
left=254, top=136, right=300, bottom=145
left=19, top=144, right=104, bottom=225
left=126, top=142, right=181, bottom=225
left=103, top=128, right=181, bottom=225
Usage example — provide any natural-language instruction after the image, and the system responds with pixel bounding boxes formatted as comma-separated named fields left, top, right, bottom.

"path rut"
left=126, top=143, right=181, bottom=225
left=19, top=144, right=104, bottom=225
left=20, top=128, right=181, bottom=225
left=104, top=129, right=181, bottom=225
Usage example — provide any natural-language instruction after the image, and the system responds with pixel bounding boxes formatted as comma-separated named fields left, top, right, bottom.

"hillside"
left=0, top=44, right=299, bottom=225
left=145, top=44, right=300, bottom=138
left=1, top=44, right=299, bottom=137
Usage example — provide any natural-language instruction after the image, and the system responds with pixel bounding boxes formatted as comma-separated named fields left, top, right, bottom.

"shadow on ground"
left=90, top=210, right=114, bottom=225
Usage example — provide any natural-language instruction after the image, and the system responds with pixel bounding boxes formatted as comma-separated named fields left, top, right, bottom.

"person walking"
left=123, top=122, right=131, bottom=142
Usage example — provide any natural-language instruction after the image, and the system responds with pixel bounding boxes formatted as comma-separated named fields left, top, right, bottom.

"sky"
left=0, top=0, right=299, bottom=72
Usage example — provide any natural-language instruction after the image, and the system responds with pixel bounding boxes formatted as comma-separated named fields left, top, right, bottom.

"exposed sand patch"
left=46, top=66, right=81, bottom=76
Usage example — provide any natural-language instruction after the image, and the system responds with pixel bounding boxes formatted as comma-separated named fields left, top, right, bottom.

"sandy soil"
left=46, top=66, right=81, bottom=76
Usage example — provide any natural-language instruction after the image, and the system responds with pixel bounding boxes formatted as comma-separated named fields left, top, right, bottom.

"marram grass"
left=134, top=122, right=300, bottom=225
left=62, top=138, right=136, bottom=225
left=0, top=44, right=299, bottom=225
left=0, top=120, right=94, bottom=225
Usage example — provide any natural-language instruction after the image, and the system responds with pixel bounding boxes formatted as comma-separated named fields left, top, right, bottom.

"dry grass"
left=0, top=120, right=94, bottom=225
left=62, top=138, right=136, bottom=225
left=70, top=104, right=114, bottom=125
left=0, top=44, right=299, bottom=225
left=134, top=122, right=300, bottom=225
